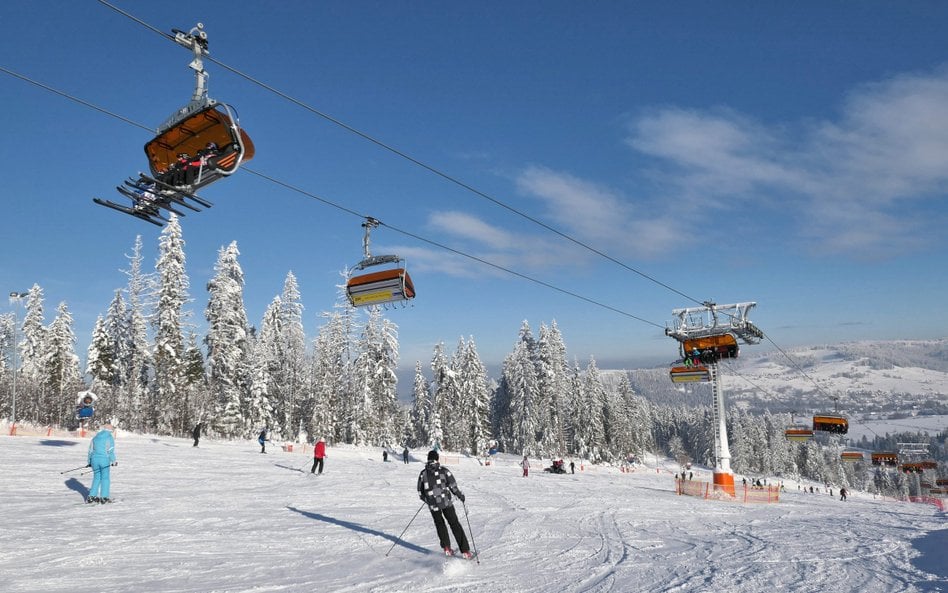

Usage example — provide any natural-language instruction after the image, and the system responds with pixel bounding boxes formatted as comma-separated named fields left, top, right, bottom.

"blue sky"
left=3, top=1, right=948, bottom=372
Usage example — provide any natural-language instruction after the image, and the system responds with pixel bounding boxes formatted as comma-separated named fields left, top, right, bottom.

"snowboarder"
left=417, top=450, right=473, bottom=559
left=403, top=447, right=410, bottom=464
left=520, top=455, right=530, bottom=477
left=192, top=422, right=202, bottom=447
left=840, top=487, right=848, bottom=501
left=311, top=437, right=326, bottom=474
left=259, top=427, right=268, bottom=454
left=86, top=423, right=117, bottom=503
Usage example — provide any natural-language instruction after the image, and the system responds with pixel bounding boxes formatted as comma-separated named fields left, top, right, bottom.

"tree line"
left=1, top=216, right=942, bottom=499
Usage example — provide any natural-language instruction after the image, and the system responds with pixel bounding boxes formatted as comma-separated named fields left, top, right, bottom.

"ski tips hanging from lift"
left=94, top=22, right=252, bottom=226
left=346, top=217, right=416, bottom=308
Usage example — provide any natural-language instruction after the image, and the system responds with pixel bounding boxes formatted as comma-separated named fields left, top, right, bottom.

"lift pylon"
left=666, top=301, right=763, bottom=497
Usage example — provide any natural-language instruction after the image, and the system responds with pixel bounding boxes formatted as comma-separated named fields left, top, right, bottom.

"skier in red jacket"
left=311, top=437, right=327, bottom=474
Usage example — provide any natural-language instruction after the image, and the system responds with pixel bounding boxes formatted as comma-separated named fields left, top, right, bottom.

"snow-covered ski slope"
left=1, top=432, right=944, bottom=593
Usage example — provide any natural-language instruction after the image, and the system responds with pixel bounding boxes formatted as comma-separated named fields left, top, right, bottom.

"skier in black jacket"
left=417, top=450, right=472, bottom=559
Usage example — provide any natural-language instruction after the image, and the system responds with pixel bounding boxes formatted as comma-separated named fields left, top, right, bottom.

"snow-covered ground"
left=844, top=415, right=948, bottom=443
left=1, top=432, right=945, bottom=593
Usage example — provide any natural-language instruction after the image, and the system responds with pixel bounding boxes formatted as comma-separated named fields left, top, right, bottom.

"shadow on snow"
left=911, top=527, right=948, bottom=592
left=39, top=440, right=78, bottom=447
left=64, top=477, right=89, bottom=500
left=286, top=506, right=430, bottom=555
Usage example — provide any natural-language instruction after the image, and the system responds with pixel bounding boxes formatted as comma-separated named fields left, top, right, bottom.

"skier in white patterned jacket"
left=417, top=450, right=472, bottom=559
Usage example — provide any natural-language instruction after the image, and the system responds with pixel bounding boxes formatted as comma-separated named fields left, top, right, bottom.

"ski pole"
left=385, top=502, right=426, bottom=557
left=60, top=464, right=89, bottom=475
left=462, top=501, right=480, bottom=564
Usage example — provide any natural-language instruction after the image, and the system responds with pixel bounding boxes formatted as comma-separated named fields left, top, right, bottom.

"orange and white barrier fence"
left=676, top=479, right=780, bottom=503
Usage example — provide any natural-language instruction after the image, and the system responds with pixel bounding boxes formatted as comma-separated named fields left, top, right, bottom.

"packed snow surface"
left=1, top=432, right=945, bottom=593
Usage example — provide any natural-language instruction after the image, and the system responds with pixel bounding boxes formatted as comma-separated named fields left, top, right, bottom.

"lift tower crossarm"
left=666, top=301, right=764, bottom=345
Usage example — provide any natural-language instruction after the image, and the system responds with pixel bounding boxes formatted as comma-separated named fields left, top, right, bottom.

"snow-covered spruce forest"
left=2, top=218, right=944, bottom=501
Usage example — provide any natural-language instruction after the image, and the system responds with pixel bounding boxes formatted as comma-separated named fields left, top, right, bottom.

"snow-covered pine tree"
left=86, top=315, right=116, bottom=421
left=245, top=330, right=275, bottom=434
left=151, top=215, right=190, bottom=435
left=429, top=342, right=451, bottom=449
left=279, top=272, right=307, bottom=439
left=581, top=356, right=609, bottom=463
left=17, top=284, right=47, bottom=423
left=0, top=313, right=12, bottom=410
left=258, top=297, right=286, bottom=432
left=536, top=321, right=570, bottom=457
left=458, top=337, right=492, bottom=456
left=309, top=311, right=346, bottom=443
left=206, top=241, right=251, bottom=439
left=502, top=322, right=540, bottom=455
left=43, top=302, right=82, bottom=426
left=351, top=307, right=399, bottom=446
left=408, top=360, right=431, bottom=447
left=123, top=235, right=152, bottom=432
left=331, top=271, right=360, bottom=444
left=182, top=332, right=208, bottom=429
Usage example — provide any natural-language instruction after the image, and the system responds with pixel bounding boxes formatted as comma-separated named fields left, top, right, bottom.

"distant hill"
left=604, top=338, right=948, bottom=418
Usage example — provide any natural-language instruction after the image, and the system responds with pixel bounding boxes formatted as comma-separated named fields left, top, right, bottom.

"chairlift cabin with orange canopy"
left=812, top=414, right=848, bottom=434
left=871, top=452, right=899, bottom=466
left=345, top=218, right=415, bottom=308
left=93, top=23, right=253, bottom=226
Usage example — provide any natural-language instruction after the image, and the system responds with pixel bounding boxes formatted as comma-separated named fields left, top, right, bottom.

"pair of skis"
left=93, top=173, right=213, bottom=226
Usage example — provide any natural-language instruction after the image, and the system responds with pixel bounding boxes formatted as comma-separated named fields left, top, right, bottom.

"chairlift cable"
left=92, top=0, right=703, bottom=308
left=0, top=65, right=663, bottom=330
left=0, top=65, right=151, bottom=133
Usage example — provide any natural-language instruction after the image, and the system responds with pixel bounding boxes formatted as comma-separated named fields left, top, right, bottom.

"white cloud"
left=515, top=166, right=682, bottom=259
left=624, top=67, right=948, bottom=257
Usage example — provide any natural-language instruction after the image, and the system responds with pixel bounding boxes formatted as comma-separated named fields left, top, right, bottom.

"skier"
left=417, top=450, right=473, bottom=559
left=520, top=455, right=530, bottom=477
left=192, top=422, right=202, bottom=447
left=258, top=427, right=268, bottom=454
left=311, top=437, right=326, bottom=474
left=383, top=450, right=389, bottom=462
left=402, top=447, right=410, bottom=464
left=840, top=487, right=848, bottom=501
left=86, top=423, right=117, bottom=504
left=569, top=460, right=575, bottom=474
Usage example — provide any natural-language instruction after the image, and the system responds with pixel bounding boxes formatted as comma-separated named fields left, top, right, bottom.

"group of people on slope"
left=79, top=424, right=475, bottom=558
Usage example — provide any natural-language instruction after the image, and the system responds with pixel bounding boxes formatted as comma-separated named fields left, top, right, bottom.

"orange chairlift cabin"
left=871, top=451, right=899, bottom=466
left=784, top=411, right=815, bottom=441
left=666, top=304, right=758, bottom=384
left=900, top=461, right=938, bottom=473
left=812, top=397, right=848, bottom=434
left=145, top=24, right=254, bottom=193
left=840, top=450, right=865, bottom=463
left=94, top=23, right=254, bottom=226
left=346, top=218, right=415, bottom=308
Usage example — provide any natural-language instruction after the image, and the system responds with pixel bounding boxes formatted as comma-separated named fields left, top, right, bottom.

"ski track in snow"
left=0, top=433, right=945, bottom=593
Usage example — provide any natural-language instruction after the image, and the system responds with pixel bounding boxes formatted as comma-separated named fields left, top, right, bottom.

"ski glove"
left=457, top=493, right=465, bottom=503
left=111, top=462, right=118, bottom=467
left=86, top=464, right=91, bottom=468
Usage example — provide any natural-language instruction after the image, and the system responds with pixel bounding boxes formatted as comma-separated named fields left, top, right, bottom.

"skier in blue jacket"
left=87, top=423, right=117, bottom=504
